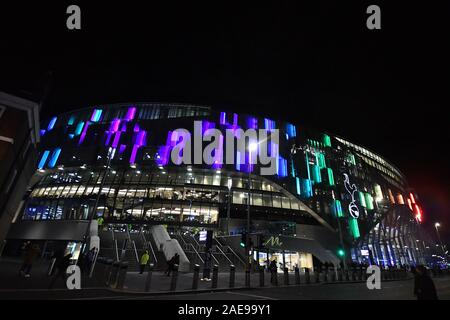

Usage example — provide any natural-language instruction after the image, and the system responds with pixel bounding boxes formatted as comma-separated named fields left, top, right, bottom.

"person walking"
left=269, top=259, right=278, bottom=285
left=48, top=253, right=73, bottom=289
left=414, top=265, right=438, bottom=300
left=139, top=250, right=150, bottom=274
left=19, top=243, right=40, bottom=278
left=201, top=250, right=212, bottom=281
left=165, top=253, right=179, bottom=277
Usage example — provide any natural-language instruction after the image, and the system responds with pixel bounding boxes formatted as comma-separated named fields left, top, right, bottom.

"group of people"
left=139, top=251, right=180, bottom=277
left=18, top=241, right=99, bottom=289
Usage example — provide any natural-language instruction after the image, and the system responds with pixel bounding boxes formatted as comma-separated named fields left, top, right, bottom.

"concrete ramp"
left=150, top=225, right=190, bottom=272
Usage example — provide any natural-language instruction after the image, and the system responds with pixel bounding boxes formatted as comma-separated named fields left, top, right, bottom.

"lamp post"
left=246, top=142, right=258, bottom=273
left=435, top=223, right=447, bottom=260
left=226, top=178, right=232, bottom=235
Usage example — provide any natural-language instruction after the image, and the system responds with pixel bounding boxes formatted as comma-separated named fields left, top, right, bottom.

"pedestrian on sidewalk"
left=19, top=243, right=40, bottom=278
left=139, top=250, right=150, bottom=274
left=413, top=265, right=438, bottom=300
left=165, top=253, right=179, bottom=277
left=48, top=253, right=73, bottom=289
left=269, top=259, right=278, bottom=285
left=201, top=250, right=212, bottom=281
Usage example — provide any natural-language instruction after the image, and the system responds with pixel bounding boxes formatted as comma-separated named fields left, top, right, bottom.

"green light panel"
left=323, top=134, right=332, bottom=147
left=349, top=218, right=360, bottom=239
left=358, top=191, right=367, bottom=207
left=365, top=193, right=374, bottom=210
left=327, top=168, right=335, bottom=186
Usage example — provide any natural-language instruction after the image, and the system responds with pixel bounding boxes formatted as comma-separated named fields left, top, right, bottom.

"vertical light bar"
left=47, top=117, right=57, bottom=131
left=220, top=112, right=226, bottom=125
left=296, top=177, right=301, bottom=196
left=323, top=134, right=332, bottom=147
left=78, top=121, right=90, bottom=145
left=359, top=192, right=367, bottom=207
left=349, top=218, right=360, bottom=239
left=38, top=150, right=50, bottom=169
left=68, top=116, right=76, bottom=126
left=327, top=168, right=335, bottom=186
left=48, top=148, right=62, bottom=168
left=125, top=107, right=137, bottom=121
left=75, top=122, right=85, bottom=136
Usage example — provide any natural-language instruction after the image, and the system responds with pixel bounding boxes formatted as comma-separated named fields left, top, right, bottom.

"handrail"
left=226, top=245, right=245, bottom=266
left=88, top=248, right=99, bottom=278
left=190, top=235, right=201, bottom=250
left=216, top=244, right=233, bottom=265
left=114, top=239, right=119, bottom=261
left=148, top=237, right=158, bottom=265
left=211, top=253, right=220, bottom=266
left=190, top=243, right=204, bottom=264
left=177, top=234, right=188, bottom=246
left=132, top=240, right=139, bottom=264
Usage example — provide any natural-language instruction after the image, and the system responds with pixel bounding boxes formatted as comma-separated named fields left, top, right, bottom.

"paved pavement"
left=1, top=257, right=450, bottom=300
left=108, top=277, right=450, bottom=300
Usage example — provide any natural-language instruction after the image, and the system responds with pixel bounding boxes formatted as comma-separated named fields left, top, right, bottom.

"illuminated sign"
left=199, top=231, right=207, bottom=242
left=264, top=236, right=283, bottom=247
left=344, top=173, right=360, bottom=219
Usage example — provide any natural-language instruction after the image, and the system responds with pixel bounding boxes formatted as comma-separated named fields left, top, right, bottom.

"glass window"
left=252, top=193, right=263, bottom=206
left=273, top=195, right=282, bottom=208
left=281, top=197, right=291, bottom=209
left=233, top=191, right=246, bottom=205
left=263, top=194, right=272, bottom=207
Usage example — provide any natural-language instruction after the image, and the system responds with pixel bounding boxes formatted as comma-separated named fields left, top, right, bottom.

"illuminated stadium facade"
left=7, top=103, right=430, bottom=269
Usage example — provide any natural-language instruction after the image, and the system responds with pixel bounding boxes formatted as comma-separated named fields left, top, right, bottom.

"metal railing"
left=215, top=244, right=233, bottom=265
left=132, top=240, right=139, bottom=264
left=114, top=239, right=119, bottom=261
left=146, top=234, right=158, bottom=265
left=190, top=243, right=204, bottom=264
left=225, top=245, right=246, bottom=267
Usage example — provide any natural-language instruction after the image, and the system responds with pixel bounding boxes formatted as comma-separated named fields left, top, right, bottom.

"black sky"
left=1, top=1, right=449, bottom=241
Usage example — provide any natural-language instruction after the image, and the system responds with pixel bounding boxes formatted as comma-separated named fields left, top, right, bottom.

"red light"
left=414, top=204, right=423, bottom=223
left=407, top=199, right=413, bottom=211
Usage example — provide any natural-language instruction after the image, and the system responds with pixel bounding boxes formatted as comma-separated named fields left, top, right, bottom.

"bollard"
left=47, top=258, right=57, bottom=276
left=229, top=265, right=235, bottom=288
left=104, top=259, right=114, bottom=286
left=170, top=264, right=179, bottom=291
left=338, top=268, right=343, bottom=281
left=358, top=268, right=363, bottom=281
left=295, top=267, right=301, bottom=285
left=245, top=269, right=251, bottom=288
left=323, top=268, right=328, bottom=283
left=305, top=268, right=311, bottom=284
left=270, top=270, right=278, bottom=286
left=331, top=268, right=336, bottom=282
left=315, top=267, right=320, bottom=283
left=117, top=262, right=129, bottom=290
left=111, top=261, right=121, bottom=288
left=284, top=268, right=289, bottom=285
left=192, top=264, right=200, bottom=290
left=345, top=269, right=350, bottom=281
left=212, top=265, right=219, bottom=289
left=259, top=266, right=265, bottom=287
left=145, top=263, right=154, bottom=292
left=363, top=267, right=368, bottom=281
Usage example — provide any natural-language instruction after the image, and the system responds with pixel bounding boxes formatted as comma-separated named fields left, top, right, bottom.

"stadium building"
left=4, top=103, right=431, bottom=272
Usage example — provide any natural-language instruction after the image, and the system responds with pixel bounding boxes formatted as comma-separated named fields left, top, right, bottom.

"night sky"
left=1, top=2, right=449, bottom=242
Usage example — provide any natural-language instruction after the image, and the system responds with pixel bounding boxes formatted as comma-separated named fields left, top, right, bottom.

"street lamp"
left=246, top=142, right=258, bottom=279
left=226, top=178, right=232, bottom=235
left=435, top=222, right=446, bottom=260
